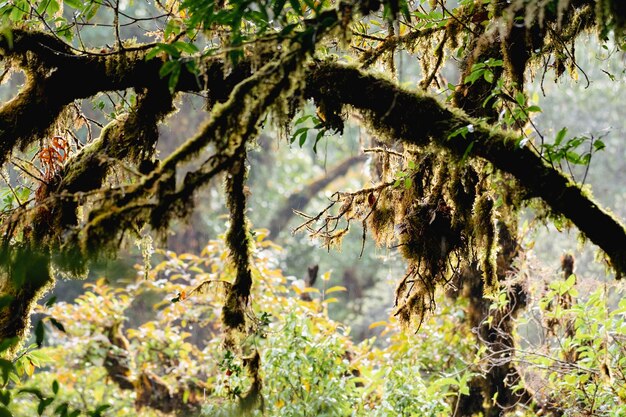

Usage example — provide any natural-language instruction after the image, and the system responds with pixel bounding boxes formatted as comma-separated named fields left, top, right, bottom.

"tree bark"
left=305, top=63, right=626, bottom=277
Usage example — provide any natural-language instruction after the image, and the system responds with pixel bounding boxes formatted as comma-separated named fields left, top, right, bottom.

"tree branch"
left=268, top=154, right=366, bottom=238
left=305, top=63, right=626, bottom=277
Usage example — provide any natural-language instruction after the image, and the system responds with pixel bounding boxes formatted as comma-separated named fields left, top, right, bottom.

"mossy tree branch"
left=305, top=63, right=626, bottom=277
left=223, top=148, right=253, bottom=330
left=0, top=29, right=237, bottom=166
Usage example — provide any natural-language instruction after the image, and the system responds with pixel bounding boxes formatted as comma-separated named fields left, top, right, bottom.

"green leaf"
left=64, top=0, right=84, bottom=9
left=159, top=60, right=178, bottom=77
left=172, top=41, right=199, bottom=54
left=44, top=296, right=57, bottom=307
left=37, top=397, right=54, bottom=415
left=565, top=151, right=581, bottom=164
left=288, top=0, right=302, bottom=15
left=54, top=402, right=68, bottom=416
left=91, top=404, right=111, bottom=416
left=163, top=19, right=182, bottom=40
left=298, top=131, right=307, bottom=147
left=83, top=2, right=101, bottom=20
left=0, top=359, right=14, bottom=385
left=35, top=320, right=45, bottom=347
left=0, top=406, right=12, bottom=417
left=37, top=0, right=60, bottom=16
left=555, top=127, right=567, bottom=146
left=168, top=64, right=181, bottom=93
left=312, top=130, right=324, bottom=153
left=0, top=391, right=10, bottom=407
left=464, top=70, right=483, bottom=85
left=52, top=380, right=59, bottom=395
left=460, top=141, right=475, bottom=164
left=272, top=0, right=287, bottom=17
left=18, top=388, right=44, bottom=400
left=294, top=115, right=312, bottom=125
left=448, top=126, right=468, bottom=140
left=49, top=318, right=66, bottom=333
left=593, top=139, right=605, bottom=151
left=159, top=43, right=182, bottom=58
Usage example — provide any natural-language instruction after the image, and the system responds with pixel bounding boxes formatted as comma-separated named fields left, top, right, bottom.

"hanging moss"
left=239, top=351, right=264, bottom=412
left=472, top=192, right=499, bottom=291
left=222, top=151, right=253, bottom=331
left=368, top=203, right=395, bottom=246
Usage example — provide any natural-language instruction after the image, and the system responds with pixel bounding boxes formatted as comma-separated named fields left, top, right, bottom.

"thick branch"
left=0, top=29, right=232, bottom=166
left=305, top=63, right=626, bottom=276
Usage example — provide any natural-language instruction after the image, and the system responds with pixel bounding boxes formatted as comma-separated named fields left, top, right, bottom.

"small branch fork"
left=293, top=176, right=395, bottom=250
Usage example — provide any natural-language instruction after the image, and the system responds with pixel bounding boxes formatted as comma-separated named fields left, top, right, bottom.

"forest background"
left=0, top=0, right=624, bottom=416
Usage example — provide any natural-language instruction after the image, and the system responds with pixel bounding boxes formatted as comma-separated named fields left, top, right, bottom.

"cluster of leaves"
left=0, top=340, right=109, bottom=417
left=290, top=113, right=330, bottom=152
left=0, top=232, right=480, bottom=416
left=541, top=128, right=606, bottom=168
left=1, top=232, right=625, bottom=416
left=480, top=266, right=626, bottom=415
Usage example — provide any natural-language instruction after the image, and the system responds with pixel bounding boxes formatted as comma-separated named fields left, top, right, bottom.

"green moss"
left=369, top=205, right=395, bottom=246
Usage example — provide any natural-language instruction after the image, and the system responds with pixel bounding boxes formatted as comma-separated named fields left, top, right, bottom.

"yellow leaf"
left=325, top=285, right=347, bottom=294
left=323, top=297, right=339, bottom=304
left=255, top=228, right=269, bottom=242
left=321, top=271, right=332, bottom=281
left=24, top=360, right=34, bottom=377
left=368, top=321, right=388, bottom=330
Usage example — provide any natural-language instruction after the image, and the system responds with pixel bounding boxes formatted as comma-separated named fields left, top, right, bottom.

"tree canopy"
left=0, top=0, right=625, bottom=415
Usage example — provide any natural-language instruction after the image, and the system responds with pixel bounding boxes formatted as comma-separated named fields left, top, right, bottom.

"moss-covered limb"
left=0, top=29, right=234, bottom=167
left=0, top=85, right=175, bottom=279
left=57, top=85, right=174, bottom=193
left=0, top=29, right=74, bottom=66
left=268, top=154, right=367, bottom=237
left=23, top=86, right=175, bottom=246
left=0, top=72, right=52, bottom=163
left=64, top=51, right=302, bottom=269
left=0, top=10, right=345, bottom=166
left=222, top=148, right=253, bottom=330
left=0, top=32, right=154, bottom=165
left=0, top=3, right=332, bottom=166
left=359, top=27, right=442, bottom=69
left=221, top=148, right=266, bottom=411
left=0, top=248, right=52, bottom=357
left=305, top=63, right=626, bottom=276
left=447, top=220, right=536, bottom=416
